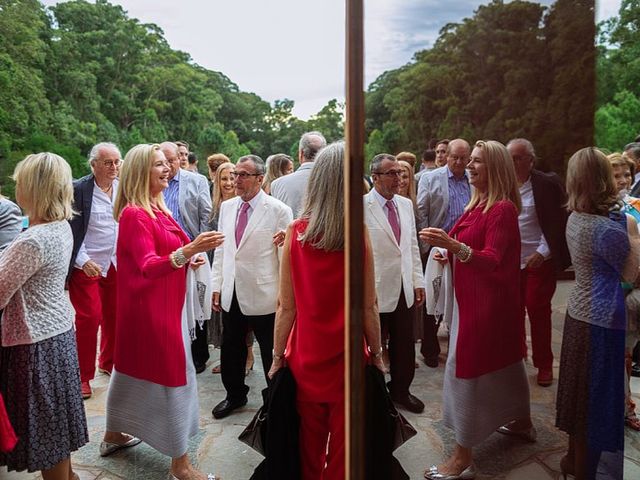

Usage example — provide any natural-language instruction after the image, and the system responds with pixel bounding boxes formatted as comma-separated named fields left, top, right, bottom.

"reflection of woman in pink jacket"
left=421, top=141, right=533, bottom=479
left=103, top=144, right=223, bottom=480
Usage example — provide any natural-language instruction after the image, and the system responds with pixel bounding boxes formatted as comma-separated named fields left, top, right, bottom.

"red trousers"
left=297, top=399, right=345, bottom=480
left=520, top=259, right=556, bottom=370
left=68, top=264, right=117, bottom=383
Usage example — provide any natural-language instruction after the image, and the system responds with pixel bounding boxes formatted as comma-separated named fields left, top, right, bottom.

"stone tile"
left=505, top=461, right=554, bottom=480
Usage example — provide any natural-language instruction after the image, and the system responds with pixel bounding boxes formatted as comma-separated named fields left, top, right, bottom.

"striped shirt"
left=163, top=170, right=187, bottom=235
left=443, top=168, right=470, bottom=232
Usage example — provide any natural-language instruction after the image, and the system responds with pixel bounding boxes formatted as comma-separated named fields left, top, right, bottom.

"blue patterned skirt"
left=0, top=328, right=89, bottom=472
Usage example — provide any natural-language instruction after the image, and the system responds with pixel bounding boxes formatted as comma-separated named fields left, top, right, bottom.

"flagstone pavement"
left=2, top=280, right=639, bottom=479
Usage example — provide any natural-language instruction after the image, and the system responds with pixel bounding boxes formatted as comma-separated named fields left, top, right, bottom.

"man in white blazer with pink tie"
left=365, top=153, right=426, bottom=413
left=210, top=154, right=293, bottom=419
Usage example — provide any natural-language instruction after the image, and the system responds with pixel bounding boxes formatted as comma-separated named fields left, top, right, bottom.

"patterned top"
left=566, top=211, right=629, bottom=330
left=0, top=221, right=74, bottom=346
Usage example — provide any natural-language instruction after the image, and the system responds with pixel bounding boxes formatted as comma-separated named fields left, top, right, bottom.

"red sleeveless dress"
left=285, top=219, right=345, bottom=403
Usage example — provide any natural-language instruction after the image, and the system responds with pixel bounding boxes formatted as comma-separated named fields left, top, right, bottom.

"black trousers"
left=191, top=322, right=209, bottom=368
left=221, top=290, right=274, bottom=402
left=380, top=289, right=416, bottom=398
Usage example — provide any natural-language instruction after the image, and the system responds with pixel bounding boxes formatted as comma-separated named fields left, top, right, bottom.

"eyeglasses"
left=448, top=155, right=467, bottom=163
left=373, top=170, right=403, bottom=177
left=100, top=159, right=121, bottom=167
left=231, top=172, right=262, bottom=179
left=512, top=155, right=533, bottom=163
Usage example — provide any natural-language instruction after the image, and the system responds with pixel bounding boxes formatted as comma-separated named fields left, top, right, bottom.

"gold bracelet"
left=272, top=351, right=285, bottom=360
left=455, top=243, right=472, bottom=263
left=170, top=248, right=188, bottom=268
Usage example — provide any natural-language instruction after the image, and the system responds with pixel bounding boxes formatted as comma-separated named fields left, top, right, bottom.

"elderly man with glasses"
left=365, top=153, right=426, bottom=413
left=211, top=154, right=293, bottom=419
left=68, top=142, right=122, bottom=399
left=417, top=138, right=472, bottom=368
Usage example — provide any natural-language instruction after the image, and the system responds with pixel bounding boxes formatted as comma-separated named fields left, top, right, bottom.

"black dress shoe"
left=391, top=393, right=425, bottom=414
left=212, top=397, right=248, bottom=419
left=632, top=363, right=640, bottom=378
left=423, top=356, right=438, bottom=368
left=194, top=363, right=207, bottom=374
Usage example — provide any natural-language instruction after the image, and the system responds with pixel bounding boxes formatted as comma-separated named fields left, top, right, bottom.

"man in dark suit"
left=508, top=138, right=570, bottom=387
left=68, top=142, right=121, bottom=399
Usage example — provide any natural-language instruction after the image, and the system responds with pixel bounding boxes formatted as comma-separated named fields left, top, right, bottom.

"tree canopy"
left=364, top=0, right=596, bottom=174
left=0, top=0, right=344, bottom=198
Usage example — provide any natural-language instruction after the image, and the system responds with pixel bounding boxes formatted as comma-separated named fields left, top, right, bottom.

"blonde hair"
left=567, top=147, right=618, bottom=215
left=262, top=154, right=293, bottom=192
left=299, top=142, right=344, bottom=251
left=607, top=152, right=626, bottom=169
left=212, top=162, right=236, bottom=216
left=398, top=160, right=417, bottom=209
left=12, top=152, right=74, bottom=221
left=113, top=144, right=170, bottom=220
left=467, top=140, right=521, bottom=214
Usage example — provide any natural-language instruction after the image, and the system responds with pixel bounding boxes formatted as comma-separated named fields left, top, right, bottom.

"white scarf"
left=182, top=254, right=212, bottom=341
left=424, top=247, right=454, bottom=331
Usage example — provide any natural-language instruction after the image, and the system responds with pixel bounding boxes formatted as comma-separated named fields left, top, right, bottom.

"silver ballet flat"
left=424, top=463, right=476, bottom=480
left=99, top=435, right=142, bottom=457
left=497, top=424, right=538, bottom=443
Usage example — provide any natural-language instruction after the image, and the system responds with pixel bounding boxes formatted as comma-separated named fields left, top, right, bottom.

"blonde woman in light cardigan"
left=0, top=153, right=88, bottom=480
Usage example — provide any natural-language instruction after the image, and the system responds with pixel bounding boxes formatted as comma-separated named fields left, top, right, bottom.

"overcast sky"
left=41, top=0, right=622, bottom=119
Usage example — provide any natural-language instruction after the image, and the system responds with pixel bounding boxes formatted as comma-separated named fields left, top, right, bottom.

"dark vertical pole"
left=345, top=0, right=365, bottom=478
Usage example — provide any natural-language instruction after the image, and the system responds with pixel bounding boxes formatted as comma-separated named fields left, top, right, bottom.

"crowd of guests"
left=0, top=130, right=639, bottom=480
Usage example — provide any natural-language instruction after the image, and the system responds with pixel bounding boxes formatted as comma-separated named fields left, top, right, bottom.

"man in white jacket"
left=210, top=155, right=293, bottom=419
left=364, top=153, right=426, bottom=413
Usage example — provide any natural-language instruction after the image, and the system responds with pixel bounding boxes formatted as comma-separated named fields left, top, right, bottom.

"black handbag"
left=390, top=403, right=417, bottom=451
left=238, top=389, right=268, bottom=456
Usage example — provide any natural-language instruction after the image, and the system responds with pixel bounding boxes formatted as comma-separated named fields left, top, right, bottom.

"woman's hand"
left=433, top=249, right=449, bottom=266
left=268, top=356, right=285, bottom=379
left=189, top=254, right=206, bottom=270
left=419, top=227, right=455, bottom=250
left=372, top=355, right=388, bottom=374
left=184, top=231, right=224, bottom=257
left=272, top=230, right=286, bottom=247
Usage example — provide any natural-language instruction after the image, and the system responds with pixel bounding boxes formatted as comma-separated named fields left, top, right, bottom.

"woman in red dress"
left=268, top=141, right=385, bottom=480
left=421, top=140, right=533, bottom=479
left=104, top=144, right=223, bottom=480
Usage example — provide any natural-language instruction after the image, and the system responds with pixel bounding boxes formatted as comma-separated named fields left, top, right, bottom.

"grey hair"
left=88, top=142, right=121, bottom=167
left=299, top=131, right=327, bottom=162
left=507, top=138, right=536, bottom=159
left=237, top=154, right=265, bottom=175
left=624, top=142, right=640, bottom=161
left=299, top=141, right=344, bottom=251
left=370, top=153, right=396, bottom=174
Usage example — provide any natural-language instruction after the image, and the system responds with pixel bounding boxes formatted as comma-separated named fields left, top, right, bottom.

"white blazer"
left=211, top=191, right=293, bottom=315
left=364, top=191, right=424, bottom=313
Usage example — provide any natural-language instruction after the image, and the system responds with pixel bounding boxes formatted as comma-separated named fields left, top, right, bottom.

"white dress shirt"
left=518, top=178, right=550, bottom=268
left=372, top=188, right=399, bottom=227
left=75, top=180, right=118, bottom=275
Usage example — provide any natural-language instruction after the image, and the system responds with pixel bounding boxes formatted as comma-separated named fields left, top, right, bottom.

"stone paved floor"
left=2, top=280, right=639, bottom=479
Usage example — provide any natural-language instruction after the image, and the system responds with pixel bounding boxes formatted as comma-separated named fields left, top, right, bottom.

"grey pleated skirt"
left=105, top=313, right=199, bottom=458
left=442, top=300, right=531, bottom=448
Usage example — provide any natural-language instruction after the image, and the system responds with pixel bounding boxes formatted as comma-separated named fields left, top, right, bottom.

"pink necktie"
left=235, top=202, right=250, bottom=246
left=386, top=200, right=401, bottom=244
